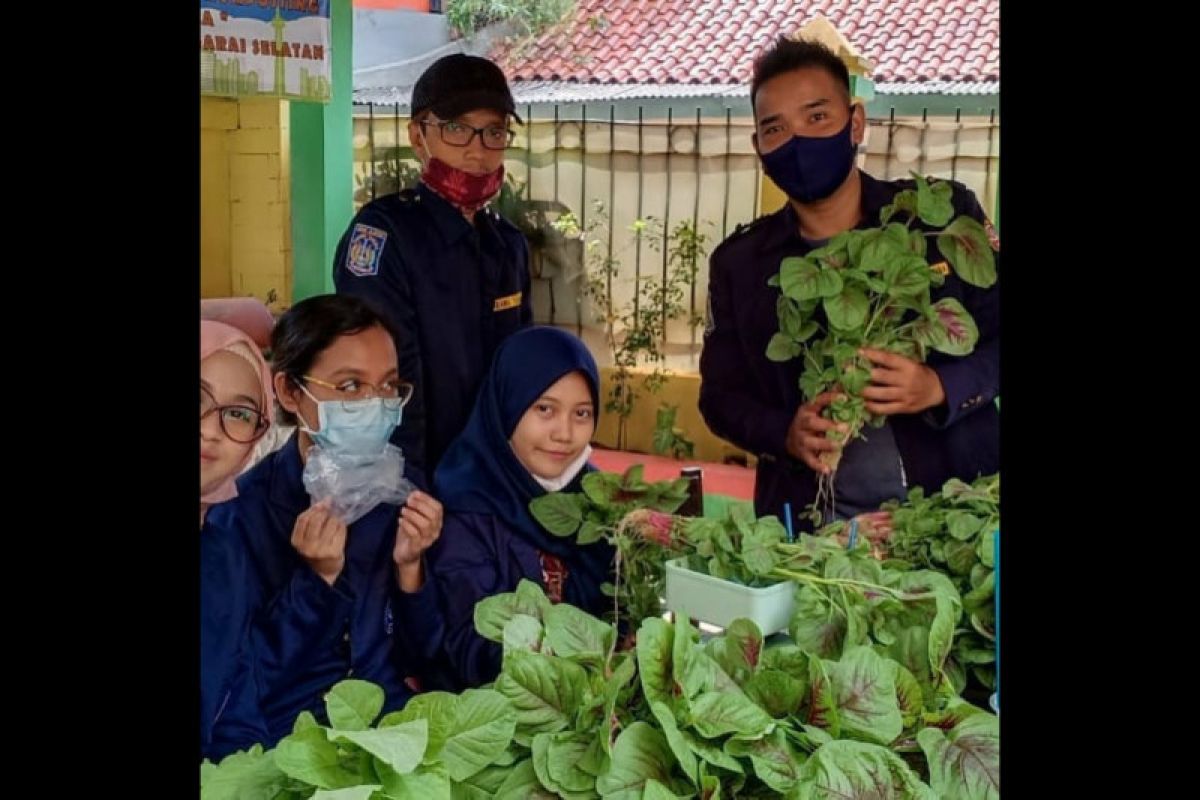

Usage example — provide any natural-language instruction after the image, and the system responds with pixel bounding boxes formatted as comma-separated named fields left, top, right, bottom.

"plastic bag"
left=302, top=443, right=415, bottom=525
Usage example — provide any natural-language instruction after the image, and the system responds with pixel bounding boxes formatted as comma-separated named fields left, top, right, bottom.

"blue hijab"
left=434, top=327, right=613, bottom=586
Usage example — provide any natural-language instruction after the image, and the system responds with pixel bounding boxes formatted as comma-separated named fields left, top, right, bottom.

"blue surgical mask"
left=759, top=115, right=857, bottom=203
left=297, top=386, right=402, bottom=457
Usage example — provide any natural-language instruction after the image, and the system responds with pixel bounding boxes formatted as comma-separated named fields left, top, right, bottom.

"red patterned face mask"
left=420, top=157, right=505, bottom=217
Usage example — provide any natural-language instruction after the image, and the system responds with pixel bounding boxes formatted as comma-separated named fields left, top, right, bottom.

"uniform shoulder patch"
left=984, top=217, right=1000, bottom=252
left=711, top=215, right=769, bottom=260
left=345, top=223, right=388, bottom=277
left=730, top=215, right=768, bottom=240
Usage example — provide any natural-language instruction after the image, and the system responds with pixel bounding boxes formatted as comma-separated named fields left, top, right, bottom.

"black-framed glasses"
left=299, top=375, right=415, bottom=412
left=201, top=385, right=269, bottom=444
left=420, top=117, right=514, bottom=150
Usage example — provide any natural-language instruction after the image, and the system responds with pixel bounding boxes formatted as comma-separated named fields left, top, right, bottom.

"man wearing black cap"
left=333, top=54, right=532, bottom=478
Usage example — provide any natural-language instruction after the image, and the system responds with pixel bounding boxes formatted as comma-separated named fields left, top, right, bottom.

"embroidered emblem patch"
left=346, top=224, right=387, bottom=277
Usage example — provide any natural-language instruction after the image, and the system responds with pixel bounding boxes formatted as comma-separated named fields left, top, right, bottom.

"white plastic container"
left=664, top=557, right=796, bottom=635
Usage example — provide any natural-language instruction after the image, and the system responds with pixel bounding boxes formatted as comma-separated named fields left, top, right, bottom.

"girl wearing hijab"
left=201, top=296, right=275, bottom=350
left=200, top=320, right=273, bottom=757
left=201, top=320, right=273, bottom=524
left=431, top=326, right=612, bottom=687
left=204, top=294, right=445, bottom=756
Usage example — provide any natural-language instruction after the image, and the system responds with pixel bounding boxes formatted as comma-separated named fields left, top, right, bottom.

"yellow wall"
left=200, top=96, right=292, bottom=311
left=759, top=174, right=788, bottom=216
left=592, top=366, right=752, bottom=466
left=201, top=97, right=235, bottom=298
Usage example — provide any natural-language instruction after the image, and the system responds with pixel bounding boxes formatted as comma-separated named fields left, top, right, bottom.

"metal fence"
left=353, top=102, right=999, bottom=359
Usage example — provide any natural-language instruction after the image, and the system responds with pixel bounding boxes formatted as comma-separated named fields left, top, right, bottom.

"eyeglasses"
left=299, top=374, right=415, bottom=412
left=420, top=117, right=514, bottom=151
left=201, top=385, right=269, bottom=444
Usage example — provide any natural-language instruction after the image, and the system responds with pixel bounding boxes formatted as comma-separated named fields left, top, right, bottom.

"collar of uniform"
left=757, top=169, right=898, bottom=254
left=267, top=433, right=311, bottom=514
left=757, top=201, right=804, bottom=254
left=416, top=181, right=475, bottom=245
left=857, top=170, right=897, bottom=226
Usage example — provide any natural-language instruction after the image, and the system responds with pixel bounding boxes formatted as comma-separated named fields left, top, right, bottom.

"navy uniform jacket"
left=333, top=183, right=533, bottom=475
left=699, top=171, right=1000, bottom=528
left=201, top=435, right=444, bottom=757
left=200, top=514, right=261, bottom=758
left=425, top=511, right=614, bottom=690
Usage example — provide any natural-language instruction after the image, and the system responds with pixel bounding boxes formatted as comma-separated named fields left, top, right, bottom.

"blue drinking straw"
left=847, top=517, right=859, bottom=550
left=783, top=503, right=795, bottom=542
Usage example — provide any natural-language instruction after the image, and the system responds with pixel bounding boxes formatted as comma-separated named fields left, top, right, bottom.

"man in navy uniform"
left=699, top=37, right=999, bottom=530
left=334, top=54, right=532, bottom=477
